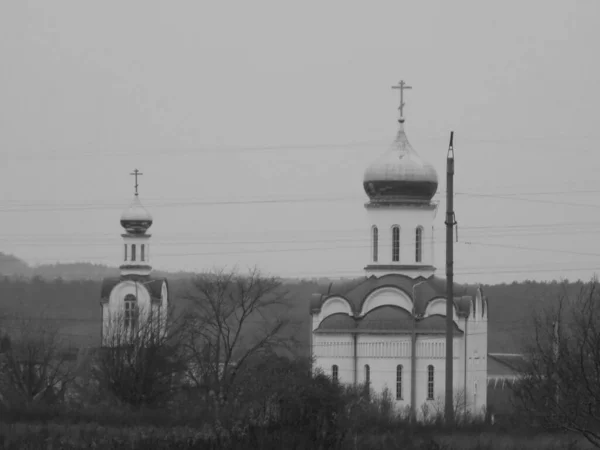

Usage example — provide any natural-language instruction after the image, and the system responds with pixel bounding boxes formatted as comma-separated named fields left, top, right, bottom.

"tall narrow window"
left=415, top=226, right=423, bottom=263
left=124, top=294, right=138, bottom=333
left=332, top=365, right=338, bottom=382
left=131, top=244, right=136, bottom=262
left=365, top=364, right=370, bottom=386
left=396, top=365, right=403, bottom=400
left=141, top=244, right=145, bottom=262
left=124, top=244, right=128, bottom=261
left=372, top=226, right=379, bottom=262
left=392, top=226, right=400, bottom=262
left=427, top=365, right=434, bottom=400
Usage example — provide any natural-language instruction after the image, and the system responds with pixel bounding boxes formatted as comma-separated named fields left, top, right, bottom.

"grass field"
left=0, top=422, right=595, bottom=450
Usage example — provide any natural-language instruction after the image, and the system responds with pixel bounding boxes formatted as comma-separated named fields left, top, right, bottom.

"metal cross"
left=130, top=169, right=143, bottom=196
left=391, top=80, right=412, bottom=119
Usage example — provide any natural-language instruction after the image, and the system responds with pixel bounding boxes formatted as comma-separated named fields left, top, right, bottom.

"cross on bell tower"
left=130, top=169, right=143, bottom=196
left=391, top=80, right=412, bottom=123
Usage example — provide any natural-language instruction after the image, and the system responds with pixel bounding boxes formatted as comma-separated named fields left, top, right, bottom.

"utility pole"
left=445, top=131, right=456, bottom=425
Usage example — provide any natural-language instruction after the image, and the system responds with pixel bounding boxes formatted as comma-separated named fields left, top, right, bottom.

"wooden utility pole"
left=445, top=132, right=456, bottom=425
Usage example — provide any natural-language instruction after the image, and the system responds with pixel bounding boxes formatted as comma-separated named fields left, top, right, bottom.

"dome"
left=120, top=195, right=153, bottom=234
left=363, top=122, right=438, bottom=203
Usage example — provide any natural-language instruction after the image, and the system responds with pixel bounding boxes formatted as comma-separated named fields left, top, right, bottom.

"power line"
left=4, top=223, right=600, bottom=245
left=1, top=187, right=600, bottom=213
left=1, top=219, right=599, bottom=239
left=2, top=133, right=598, bottom=160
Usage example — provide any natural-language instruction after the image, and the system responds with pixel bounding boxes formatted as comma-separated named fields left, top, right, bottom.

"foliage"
left=0, top=314, right=78, bottom=407
left=92, top=305, right=188, bottom=408
left=512, top=279, right=600, bottom=448
left=181, top=267, right=301, bottom=402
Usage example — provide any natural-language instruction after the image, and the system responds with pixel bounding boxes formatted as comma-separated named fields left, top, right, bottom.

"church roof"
left=488, top=353, right=531, bottom=377
left=100, top=275, right=167, bottom=302
left=314, top=306, right=464, bottom=335
left=310, top=273, right=481, bottom=318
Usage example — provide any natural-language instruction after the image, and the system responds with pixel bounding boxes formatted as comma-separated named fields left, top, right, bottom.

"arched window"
left=396, top=365, right=403, bottom=400
left=365, top=364, right=370, bottom=386
left=141, top=244, right=145, bottom=262
left=427, top=365, right=434, bottom=400
left=124, top=244, right=127, bottom=261
left=131, top=244, right=136, bottom=262
left=332, top=365, right=338, bottom=382
left=372, top=226, right=379, bottom=262
left=124, top=294, right=138, bottom=332
left=415, top=226, right=423, bottom=262
left=392, top=226, right=400, bottom=262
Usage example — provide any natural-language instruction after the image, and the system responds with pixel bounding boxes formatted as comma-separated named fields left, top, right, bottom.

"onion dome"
left=120, top=195, right=153, bottom=234
left=363, top=121, right=438, bottom=203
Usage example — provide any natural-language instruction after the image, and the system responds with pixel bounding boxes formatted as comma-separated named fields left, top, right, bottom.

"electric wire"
left=2, top=188, right=600, bottom=213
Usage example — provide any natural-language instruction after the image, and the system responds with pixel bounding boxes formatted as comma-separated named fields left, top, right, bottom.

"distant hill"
left=0, top=251, right=587, bottom=354
left=0, top=253, right=33, bottom=278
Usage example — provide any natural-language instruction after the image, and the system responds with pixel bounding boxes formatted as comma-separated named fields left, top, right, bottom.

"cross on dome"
left=391, top=80, right=412, bottom=122
left=129, top=169, right=143, bottom=196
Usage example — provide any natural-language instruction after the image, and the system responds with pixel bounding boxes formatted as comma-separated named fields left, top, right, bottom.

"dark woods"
left=0, top=270, right=596, bottom=448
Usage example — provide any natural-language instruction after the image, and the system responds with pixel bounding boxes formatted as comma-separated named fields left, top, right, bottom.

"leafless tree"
left=181, top=267, right=300, bottom=403
left=512, top=278, right=600, bottom=448
left=0, top=314, right=78, bottom=407
left=93, top=305, right=187, bottom=407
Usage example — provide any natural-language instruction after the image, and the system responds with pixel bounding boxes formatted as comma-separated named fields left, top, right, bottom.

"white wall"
left=365, top=204, right=438, bottom=277
left=121, top=235, right=152, bottom=275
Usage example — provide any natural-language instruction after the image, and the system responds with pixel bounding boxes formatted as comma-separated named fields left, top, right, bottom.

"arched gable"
left=321, top=296, right=353, bottom=318
left=424, top=297, right=459, bottom=323
left=360, top=286, right=413, bottom=317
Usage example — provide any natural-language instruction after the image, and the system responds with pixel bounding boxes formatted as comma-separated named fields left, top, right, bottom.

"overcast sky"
left=1, top=0, right=599, bottom=285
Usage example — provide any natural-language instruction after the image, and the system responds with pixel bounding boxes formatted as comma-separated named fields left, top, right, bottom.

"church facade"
left=310, top=81, right=488, bottom=419
left=100, top=171, right=169, bottom=346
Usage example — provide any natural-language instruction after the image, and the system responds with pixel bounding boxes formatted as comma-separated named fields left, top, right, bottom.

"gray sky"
left=1, top=0, right=599, bottom=284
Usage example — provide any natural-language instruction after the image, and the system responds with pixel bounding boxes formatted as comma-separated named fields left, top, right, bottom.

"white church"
left=310, top=81, right=488, bottom=419
left=100, top=171, right=169, bottom=346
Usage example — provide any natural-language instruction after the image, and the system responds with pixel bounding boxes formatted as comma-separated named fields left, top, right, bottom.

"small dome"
left=363, top=122, right=438, bottom=203
left=120, top=196, right=153, bottom=234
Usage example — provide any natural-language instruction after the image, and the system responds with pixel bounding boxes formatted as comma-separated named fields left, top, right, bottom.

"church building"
left=100, top=170, right=169, bottom=346
left=310, top=81, right=488, bottom=419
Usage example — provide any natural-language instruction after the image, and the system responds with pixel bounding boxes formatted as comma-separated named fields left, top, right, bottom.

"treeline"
left=0, top=271, right=587, bottom=354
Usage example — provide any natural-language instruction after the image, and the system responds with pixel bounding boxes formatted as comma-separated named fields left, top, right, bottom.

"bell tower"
left=362, top=81, right=439, bottom=279
left=119, top=169, right=153, bottom=276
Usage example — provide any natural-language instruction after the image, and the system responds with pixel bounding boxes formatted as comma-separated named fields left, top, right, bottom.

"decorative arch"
left=321, top=296, right=353, bottom=318
left=360, top=286, right=413, bottom=317
left=424, top=297, right=459, bottom=323
left=415, top=226, right=423, bottom=263
left=391, top=225, right=400, bottom=262
left=371, top=225, right=379, bottom=262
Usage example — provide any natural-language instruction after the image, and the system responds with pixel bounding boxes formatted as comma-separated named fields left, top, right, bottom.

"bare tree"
left=94, top=305, right=187, bottom=407
left=0, top=314, right=77, bottom=407
left=513, top=278, right=600, bottom=447
left=182, top=267, right=299, bottom=402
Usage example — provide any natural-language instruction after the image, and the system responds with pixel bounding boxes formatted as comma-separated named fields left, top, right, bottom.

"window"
left=141, top=244, right=145, bottom=262
left=392, top=226, right=400, bottom=262
left=124, top=244, right=127, bottom=261
left=372, top=226, right=379, bottom=262
left=396, top=365, right=403, bottom=400
left=365, top=364, right=370, bottom=386
left=332, top=365, right=338, bottom=382
left=427, top=365, right=434, bottom=400
left=131, top=244, right=136, bottom=262
left=124, top=294, right=138, bottom=332
left=415, top=227, right=423, bottom=262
